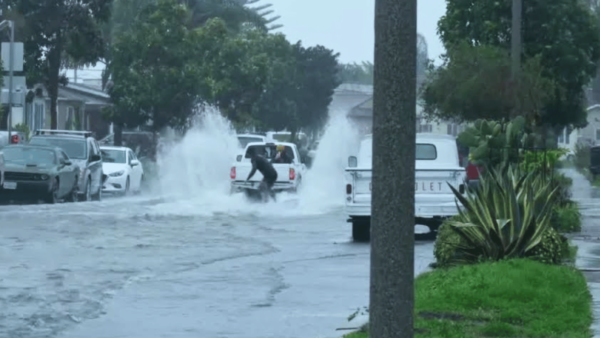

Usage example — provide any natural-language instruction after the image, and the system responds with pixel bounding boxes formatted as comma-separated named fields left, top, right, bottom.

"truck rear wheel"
left=352, top=219, right=370, bottom=242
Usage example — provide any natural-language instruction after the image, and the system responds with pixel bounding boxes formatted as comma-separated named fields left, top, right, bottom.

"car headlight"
left=109, top=170, right=125, bottom=177
left=40, top=174, right=49, bottom=180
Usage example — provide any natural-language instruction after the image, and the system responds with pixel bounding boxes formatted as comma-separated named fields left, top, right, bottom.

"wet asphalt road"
left=0, top=195, right=435, bottom=338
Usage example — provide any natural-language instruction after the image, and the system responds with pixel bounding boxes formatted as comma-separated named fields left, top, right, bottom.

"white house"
left=555, top=104, right=600, bottom=155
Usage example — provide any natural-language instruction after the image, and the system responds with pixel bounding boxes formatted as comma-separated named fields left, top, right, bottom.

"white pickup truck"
left=230, top=141, right=307, bottom=195
left=345, top=133, right=466, bottom=241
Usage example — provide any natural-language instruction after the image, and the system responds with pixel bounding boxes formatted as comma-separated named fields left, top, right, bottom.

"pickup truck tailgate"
left=345, top=167, right=465, bottom=217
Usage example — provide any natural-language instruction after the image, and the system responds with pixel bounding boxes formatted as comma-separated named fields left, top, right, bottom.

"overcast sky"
left=72, top=0, right=447, bottom=80
left=267, top=0, right=447, bottom=64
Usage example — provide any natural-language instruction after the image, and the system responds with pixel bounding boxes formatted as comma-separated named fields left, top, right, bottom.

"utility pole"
left=511, top=0, right=522, bottom=79
left=0, top=18, right=15, bottom=144
left=370, top=0, right=416, bottom=337
left=7, top=20, right=13, bottom=144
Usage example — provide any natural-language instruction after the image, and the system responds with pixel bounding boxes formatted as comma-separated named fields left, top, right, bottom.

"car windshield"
left=1, top=147, right=56, bottom=166
left=238, top=137, right=263, bottom=148
left=101, top=149, right=127, bottom=163
left=30, top=137, right=87, bottom=159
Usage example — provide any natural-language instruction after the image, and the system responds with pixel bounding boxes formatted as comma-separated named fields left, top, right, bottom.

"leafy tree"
left=291, top=43, right=340, bottom=132
left=420, top=43, right=556, bottom=124
left=438, top=0, right=600, bottom=128
left=338, top=61, right=374, bottom=85
left=107, top=0, right=204, bottom=137
left=3, top=0, right=112, bottom=129
left=250, top=42, right=340, bottom=135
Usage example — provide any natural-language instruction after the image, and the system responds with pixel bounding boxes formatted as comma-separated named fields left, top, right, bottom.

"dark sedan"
left=0, top=145, right=81, bottom=204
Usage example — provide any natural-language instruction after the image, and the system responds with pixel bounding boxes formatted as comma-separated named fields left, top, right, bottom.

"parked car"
left=99, top=131, right=157, bottom=161
left=0, top=144, right=80, bottom=203
left=100, top=146, right=144, bottom=195
left=29, top=130, right=103, bottom=201
left=345, top=133, right=467, bottom=241
left=590, top=145, right=600, bottom=178
left=0, top=130, right=26, bottom=148
left=230, top=141, right=307, bottom=196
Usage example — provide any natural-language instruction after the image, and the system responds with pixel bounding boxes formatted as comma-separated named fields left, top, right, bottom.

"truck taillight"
left=10, top=134, right=19, bottom=144
left=289, top=168, right=295, bottom=180
left=346, top=184, right=352, bottom=194
left=230, top=167, right=236, bottom=179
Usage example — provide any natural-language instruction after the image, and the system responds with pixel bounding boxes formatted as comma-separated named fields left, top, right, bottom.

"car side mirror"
left=131, top=159, right=140, bottom=167
left=63, top=160, right=72, bottom=166
left=236, top=155, right=242, bottom=162
left=348, top=156, right=358, bottom=168
left=91, top=154, right=101, bottom=162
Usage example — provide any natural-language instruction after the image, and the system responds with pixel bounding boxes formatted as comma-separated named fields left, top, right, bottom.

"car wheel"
left=45, top=178, right=59, bottom=204
left=81, top=179, right=92, bottom=202
left=293, top=176, right=302, bottom=193
left=66, top=178, right=79, bottom=203
left=134, top=175, right=143, bottom=195
left=91, top=179, right=102, bottom=201
left=352, top=219, right=370, bottom=242
left=124, top=177, right=130, bottom=196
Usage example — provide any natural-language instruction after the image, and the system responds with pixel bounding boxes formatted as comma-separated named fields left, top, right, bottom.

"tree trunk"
left=114, top=121, right=123, bottom=146
left=370, top=0, right=417, bottom=337
left=48, top=44, right=62, bottom=130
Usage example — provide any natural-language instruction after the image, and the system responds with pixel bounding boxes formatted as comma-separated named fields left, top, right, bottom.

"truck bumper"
left=346, top=195, right=461, bottom=219
left=231, top=181, right=296, bottom=192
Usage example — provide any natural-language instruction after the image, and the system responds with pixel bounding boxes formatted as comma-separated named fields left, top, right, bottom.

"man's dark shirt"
left=247, top=155, right=278, bottom=181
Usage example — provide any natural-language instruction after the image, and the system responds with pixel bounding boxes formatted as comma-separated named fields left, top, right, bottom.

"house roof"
left=58, top=83, right=110, bottom=105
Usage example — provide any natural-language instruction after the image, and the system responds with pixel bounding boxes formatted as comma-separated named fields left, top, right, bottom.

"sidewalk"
left=562, top=168, right=600, bottom=337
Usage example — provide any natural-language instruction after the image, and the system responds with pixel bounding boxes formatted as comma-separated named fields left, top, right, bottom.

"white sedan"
left=100, top=146, right=144, bottom=195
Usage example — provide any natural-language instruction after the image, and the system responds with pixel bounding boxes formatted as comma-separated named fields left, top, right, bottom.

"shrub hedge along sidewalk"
left=345, top=259, right=592, bottom=338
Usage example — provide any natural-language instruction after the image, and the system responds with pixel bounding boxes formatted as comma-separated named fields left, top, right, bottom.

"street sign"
left=1, top=42, right=24, bottom=72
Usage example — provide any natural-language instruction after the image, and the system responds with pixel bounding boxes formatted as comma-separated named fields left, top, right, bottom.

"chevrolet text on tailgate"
left=230, top=142, right=306, bottom=196
left=345, top=133, right=466, bottom=241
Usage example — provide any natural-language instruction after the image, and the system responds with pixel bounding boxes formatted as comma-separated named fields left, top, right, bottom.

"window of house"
left=447, top=124, right=461, bottom=137
left=596, top=129, right=600, bottom=142
left=418, top=124, right=432, bottom=133
left=66, top=106, right=75, bottom=130
left=34, top=102, right=45, bottom=130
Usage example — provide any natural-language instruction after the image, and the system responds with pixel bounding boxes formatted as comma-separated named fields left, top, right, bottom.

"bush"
left=529, top=227, right=568, bottom=264
left=433, top=219, right=465, bottom=267
left=551, top=202, right=582, bottom=233
left=445, top=165, right=558, bottom=265
left=551, top=173, right=572, bottom=206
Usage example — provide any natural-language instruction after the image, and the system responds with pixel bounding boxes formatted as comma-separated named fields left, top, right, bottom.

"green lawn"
left=345, top=259, right=592, bottom=338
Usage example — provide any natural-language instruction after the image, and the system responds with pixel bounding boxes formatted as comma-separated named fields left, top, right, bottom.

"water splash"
left=146, top=107, right=361, bottom=217
left=154, top=107, right=241, bottom=198
left=297, top=110, right=361, bottom=211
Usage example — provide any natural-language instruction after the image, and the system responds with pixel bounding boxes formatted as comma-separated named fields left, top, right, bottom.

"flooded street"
left=0, top=197, right=434, bottom=338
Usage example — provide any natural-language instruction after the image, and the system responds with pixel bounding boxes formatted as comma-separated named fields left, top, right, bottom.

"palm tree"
left=370, top=0, right=417, bottom=337
left=233, top=0, right=282, bottom=30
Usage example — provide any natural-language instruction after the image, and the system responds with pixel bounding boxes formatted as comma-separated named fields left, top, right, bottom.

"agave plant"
left=445, top=165, right=558, bottom=265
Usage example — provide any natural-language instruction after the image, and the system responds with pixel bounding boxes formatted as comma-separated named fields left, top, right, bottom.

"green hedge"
left=345, top=260, right=592, bottom=338
left=433, top=218, right=574, bottom=267
left=551, top=202, right=582, bottom=233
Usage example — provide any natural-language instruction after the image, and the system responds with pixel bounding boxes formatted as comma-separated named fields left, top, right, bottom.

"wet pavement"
left=561, top=169, right=600, bottom=337
left=0, top=196, right=435, bottom=338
